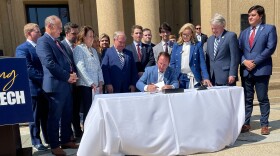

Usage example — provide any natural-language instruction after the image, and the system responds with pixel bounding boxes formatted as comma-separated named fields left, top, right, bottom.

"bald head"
left=45, top=15, right=62, bottom=38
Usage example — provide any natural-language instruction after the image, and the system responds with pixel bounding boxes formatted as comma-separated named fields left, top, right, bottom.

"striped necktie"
left=118, top=52, right=124, bottom=68
left=213, top=37, right=219, bottom=58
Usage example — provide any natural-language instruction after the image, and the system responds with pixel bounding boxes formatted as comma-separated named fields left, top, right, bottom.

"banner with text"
left=0, top=58, right=33, bottom=125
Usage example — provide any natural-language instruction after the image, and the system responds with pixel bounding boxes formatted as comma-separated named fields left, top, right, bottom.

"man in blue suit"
left=15, top=23, right=48, bottom=151
left=126, top=25, right=155, bottom=78
left=206, top=13, right=240, bottom=86
left=137, top=52, right=178, bottom=92
left=239, top=5, right=277, bottom=135
left=36, top=15, right=78, bottom=155
left=101, top=31, right=138, bottom=93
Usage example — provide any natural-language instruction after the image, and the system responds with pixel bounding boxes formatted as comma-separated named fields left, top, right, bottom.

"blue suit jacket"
left=61, top=39, right=77, bottom=72
left=136, top=66, right=179, bottom=92
left=101, top=46, right=138, bottom=93
left=239, top=24, right=277, bottom=77
left=170, top=42, right=209, bottom=82
left=36, top=33, right=72, bottom=93
left=206, top=30, right=240, bottom=84
left=125, top=42, right=155, bottom=73
left=15, top=41, right=43, bottom=96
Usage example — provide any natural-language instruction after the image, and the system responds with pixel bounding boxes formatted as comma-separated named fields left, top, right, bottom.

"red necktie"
left=137, top=44, right=142, bottom=61
left=249, top=27, right=256, bottom=48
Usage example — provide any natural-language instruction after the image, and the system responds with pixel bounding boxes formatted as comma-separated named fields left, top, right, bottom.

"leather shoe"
left=261, top=126, right=270, bottom=135
left=51, top=147, right=66, bottom=156
left=61, top=141, right=79, bottom=149
left=33, top=144, right=48, bottom=151
left=241, top=125, right=251, bottom=133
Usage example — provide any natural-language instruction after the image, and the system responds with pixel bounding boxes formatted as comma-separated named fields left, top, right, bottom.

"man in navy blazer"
left=206, top=13, right=240, bottom=86
left=137, top=52, right=178, bottom=92
left=36, top=15, right=78, bottom=155
left=101, top=31, right=138, bottom=93
left=126, top=25, right=155, bottom=78
left=239, top=5, right=277, bottom=135
left=15, top=23, right=48, bottom=151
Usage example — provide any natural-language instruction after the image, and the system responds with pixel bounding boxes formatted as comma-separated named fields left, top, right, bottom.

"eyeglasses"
left=196, top=28, right=201, bottom=30
left=182, top=34, right=192, bottom=37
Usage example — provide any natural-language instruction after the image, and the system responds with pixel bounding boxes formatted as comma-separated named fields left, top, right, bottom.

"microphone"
left=180, top=50, right=184, bottom=54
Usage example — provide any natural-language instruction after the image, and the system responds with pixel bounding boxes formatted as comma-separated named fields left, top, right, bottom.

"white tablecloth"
left=77, top=86, right=245, bottom=156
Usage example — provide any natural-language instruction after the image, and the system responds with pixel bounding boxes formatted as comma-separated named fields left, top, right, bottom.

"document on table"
left=155, top=81, right=165, bottom=91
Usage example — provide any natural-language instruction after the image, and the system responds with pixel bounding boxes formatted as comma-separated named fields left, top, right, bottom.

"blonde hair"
left=177, top=23, right=196, bottom=45
left=23, top=23, right=39, bottom=38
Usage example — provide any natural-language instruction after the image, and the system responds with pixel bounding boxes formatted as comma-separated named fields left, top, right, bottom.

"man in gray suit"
left=153, top=22, right=173, bottom=62
left=205, top=13, right=240, bottom=86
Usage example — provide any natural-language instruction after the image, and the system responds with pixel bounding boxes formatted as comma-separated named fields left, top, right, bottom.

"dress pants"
left=29, top=92, right=49, bottom=145
left=78, top=86, right=93, bottom=123
left=71, top=85, right=83, bottom=137
left=243, top=74, right=270, bottom=126
left=47, top=86, right=73, bottom=149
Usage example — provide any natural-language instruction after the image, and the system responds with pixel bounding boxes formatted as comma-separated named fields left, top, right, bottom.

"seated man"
left=136, top=52, right=179, bottom=92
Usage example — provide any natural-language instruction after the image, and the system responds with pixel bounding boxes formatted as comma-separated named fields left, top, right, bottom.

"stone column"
left=134, top=0, right=160, bottom=44
left=96, top=0, right=124, bottom=45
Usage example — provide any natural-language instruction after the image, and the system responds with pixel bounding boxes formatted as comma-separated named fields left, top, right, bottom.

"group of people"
left=15, top=4, right=277, bottom=156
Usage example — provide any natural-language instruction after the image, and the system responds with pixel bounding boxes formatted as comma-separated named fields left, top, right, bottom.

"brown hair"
left=76, top=25, right=94, bottom=45
left=158, top=51, right=170, bottom=62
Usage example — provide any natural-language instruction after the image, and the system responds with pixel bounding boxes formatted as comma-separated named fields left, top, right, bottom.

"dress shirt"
left=181, top=42, right=198, bottom=88
left=161, top=41, right=169, bottom=52
left=133, top=41, right=142, bottom=51
left=27, top=39, right=36, bottom=47
left=65, top=38, right=75, bottom=51
left=250, top=24, right=260, bottom=38
left=196, top=34, right=201, bottom=42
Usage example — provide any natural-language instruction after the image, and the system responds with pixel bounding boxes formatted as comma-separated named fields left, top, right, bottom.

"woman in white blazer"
left=73, top=26, right=104, bottom=122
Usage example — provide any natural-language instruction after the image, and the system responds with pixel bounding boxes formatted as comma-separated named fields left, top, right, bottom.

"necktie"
left=55, top=40, right=73, bottom=72
left=136, top=43, right=142, bottom=61
left=118, top=52, right=124, bottom=68
left=165, top=42, right=168, bottom=53
left=249, top=27, right=256, bottom=48
left=213, top=37, right=219, bottom=58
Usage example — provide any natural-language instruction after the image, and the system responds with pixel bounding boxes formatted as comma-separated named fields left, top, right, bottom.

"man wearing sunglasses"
left=195, top=24, right=208, bottom=46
